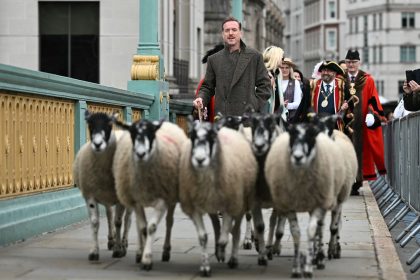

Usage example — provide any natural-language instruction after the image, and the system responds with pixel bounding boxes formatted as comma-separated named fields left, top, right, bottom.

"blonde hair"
left=263, top=46, right=284, bottom=72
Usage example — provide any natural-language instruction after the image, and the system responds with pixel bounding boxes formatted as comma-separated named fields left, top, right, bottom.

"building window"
left=363, top=46, right=369, bottom=64
left=328, top=1, right=336, bottom=19
left=379, top=45, right=383, bottom=64
left=39, top=2, right=99, bottom=83
left=373, top=46, right=377, bottom=64
left=402, top=12, right=415, bottom=28
left=379, top=13, right=383, bottom=30
left=373, top=14, right=376, bottom=30
left=400, top=46, right=416, bottom=62
left=326, top=29, right=337, bottom=50
left=355, top=16, right=359, bottom=33
left=363, top=15, right=368, bottom=31
left=349, top=17, right=353, bottom=34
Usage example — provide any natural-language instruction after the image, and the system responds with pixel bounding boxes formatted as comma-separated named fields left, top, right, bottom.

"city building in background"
left=282, top=0, right=346, bottom=79
left=346, top=0, right=420, bottom=101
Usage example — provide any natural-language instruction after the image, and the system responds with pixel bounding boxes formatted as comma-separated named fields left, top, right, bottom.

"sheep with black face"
left=179, top=118, right=257, bottom=277
left=73, top=110, right=132, bottom=261
left=265, top=122, right=337, bottom=277
left=113, top=119, right=188, bottom=270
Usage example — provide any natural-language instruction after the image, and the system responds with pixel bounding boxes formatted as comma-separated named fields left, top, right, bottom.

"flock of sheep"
left=73, top=109, right=358, bottom=278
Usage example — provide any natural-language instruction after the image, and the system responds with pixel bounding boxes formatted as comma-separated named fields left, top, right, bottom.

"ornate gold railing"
left=0, top=92, right=74, bottom=198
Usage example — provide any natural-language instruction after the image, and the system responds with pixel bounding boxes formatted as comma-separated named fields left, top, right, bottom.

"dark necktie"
left=351, top=76, right=355, bottom=83
left=325, top=84, right=331, bottom=94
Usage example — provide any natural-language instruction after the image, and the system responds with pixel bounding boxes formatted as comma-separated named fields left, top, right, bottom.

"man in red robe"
left=344, top=49, right=387, bottom=195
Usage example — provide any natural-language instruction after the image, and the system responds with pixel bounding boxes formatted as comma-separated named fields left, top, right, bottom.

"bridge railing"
left=0, top=64, right=193, bottom=245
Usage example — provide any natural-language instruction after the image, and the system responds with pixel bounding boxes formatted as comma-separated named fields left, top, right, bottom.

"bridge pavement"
left=0, top=184, right=406, bottom=280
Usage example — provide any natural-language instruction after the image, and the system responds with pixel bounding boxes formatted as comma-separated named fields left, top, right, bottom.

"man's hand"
left=408, top=80, right=420, bottom=93
left=340, top=101, right=349, bottom=111
left=193, top=97, right=203, bottom=109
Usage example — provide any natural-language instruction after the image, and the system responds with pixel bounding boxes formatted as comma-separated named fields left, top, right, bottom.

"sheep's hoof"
left=242, top=241, right=252, bottom=250
left=200, top=268, right=211, bottom=277
left=162, top=251, right=170, bottom=262
left=135, top=254, right=142, bottom=263
left=315, top=251, right=325, bottom=269
left=112, top=249, right=126, bottom=258
left=303, top=271, right=313, bottom=278
left=88, top=253, right=99, bottom=261
left=142, top=263, right=153, bottom=271
left=107, top=240, right=115, bottom=250
left=267, top=251, right=273, bottom=260
left=227, top=257, right=238, bottom=269
left=258, top=257, right=268, bottom=266
left=216, top=245, right=226, bottom=263
left=291, top=272, right=302, bottom=278
left=272, top=247, right=281, bottom=256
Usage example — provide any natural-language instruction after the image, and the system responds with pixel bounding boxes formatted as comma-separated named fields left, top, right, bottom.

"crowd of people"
left=193, top=16, right=393, bottom=195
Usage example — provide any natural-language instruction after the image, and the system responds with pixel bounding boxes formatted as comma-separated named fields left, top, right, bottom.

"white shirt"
left=281, top=79, right=302, bottom=110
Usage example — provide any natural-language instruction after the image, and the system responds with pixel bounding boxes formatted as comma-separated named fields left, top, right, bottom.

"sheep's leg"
left=217, top=213, right=233, bottom=263
left=251, top=206, right=268, bottom=265
left=162, top=204, right=175, bottom=262
left=288, top=212, right=302, bottom=278
left=190, top=211, right=211, bottom=277
left=142, top=198, right=167, bottom=271
left=313, top=209, right=327, bottom=269
left=273, top=213, right=287, bottom=256
left=112, top=203, right=127, bottom=258
left=134, top=204, right=147, bottom=264
left=328, top=203, right=343, bottom=259
left=105, top=205, right=115, bottom=250
left=228, top=215, right=243, bottom=269
left=266, top=208, right=278, bottom=260
left=86, top=197, right=100, bottom=261
left=122, top=207, right=132, bottom=250
left=304, top=208, right=324, bottom=277
left=242, top=212, right=253, bottom=250
left=208, top=213, right=221, bottom=259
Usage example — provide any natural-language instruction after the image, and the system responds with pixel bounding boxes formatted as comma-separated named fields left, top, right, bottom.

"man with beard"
left=193, top=17, right=272, bottom=122
left=344, top=49, right=386, bottom=195
left=310, top=60, right=349, bottom=130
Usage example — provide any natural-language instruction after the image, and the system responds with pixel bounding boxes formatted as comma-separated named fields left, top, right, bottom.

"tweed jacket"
left=198, top=41, right=272, bottom=117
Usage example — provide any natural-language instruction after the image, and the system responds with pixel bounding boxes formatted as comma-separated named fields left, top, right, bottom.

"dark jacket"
left=198, top=41, right=272, bottom=117
left=403, top=91, right=420, bottom=111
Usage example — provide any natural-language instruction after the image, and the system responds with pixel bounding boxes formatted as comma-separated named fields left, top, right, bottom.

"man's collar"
left=322, top=80, right=335, bottom=87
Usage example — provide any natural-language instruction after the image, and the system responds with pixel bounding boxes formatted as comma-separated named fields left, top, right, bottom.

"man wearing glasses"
left=344, top=49, right=387, bottom=195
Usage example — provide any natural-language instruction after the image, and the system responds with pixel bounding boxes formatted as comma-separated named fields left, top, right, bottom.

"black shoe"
left=350, top=187, right=360, bottom=196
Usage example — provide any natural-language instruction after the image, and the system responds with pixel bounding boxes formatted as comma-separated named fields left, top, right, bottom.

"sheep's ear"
left=111, top=112, right=119, bottom=123
left=214, top=112, right=224, bottom=123
left=114, top=119, right=131, bottom=131
left=84, top=110, right=91, bottom=121
left=214, top=117, right=225, bottom=131
left=152, top=119, right=164, bottom=130
left=187, top=115, right=195, bottom=135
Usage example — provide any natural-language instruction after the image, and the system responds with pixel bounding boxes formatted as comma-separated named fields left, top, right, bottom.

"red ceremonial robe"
left=346, top=71, right=386, bottom=181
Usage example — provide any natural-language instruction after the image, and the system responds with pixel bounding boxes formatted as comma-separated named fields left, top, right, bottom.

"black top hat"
left=345, top=49, right=360, bottom=60
left=202, top=43, right=225, bottom=64
left=318, top=61, right=344, bottom=76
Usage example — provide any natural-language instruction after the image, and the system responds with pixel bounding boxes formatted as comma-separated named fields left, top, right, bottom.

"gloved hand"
left=365, top=113, right=375, bottom=127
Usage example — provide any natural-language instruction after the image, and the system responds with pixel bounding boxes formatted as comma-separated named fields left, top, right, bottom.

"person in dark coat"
left=193, top=17, right=272, bottom=122
left=291, top=69, right=311, bottom=123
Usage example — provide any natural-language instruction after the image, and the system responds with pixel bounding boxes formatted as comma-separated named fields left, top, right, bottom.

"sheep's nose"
left=136, top=151, right=146, bottom=159
left=93, top=142, right=102, bottom=150
left=196, top=157, right=205, bottom=165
